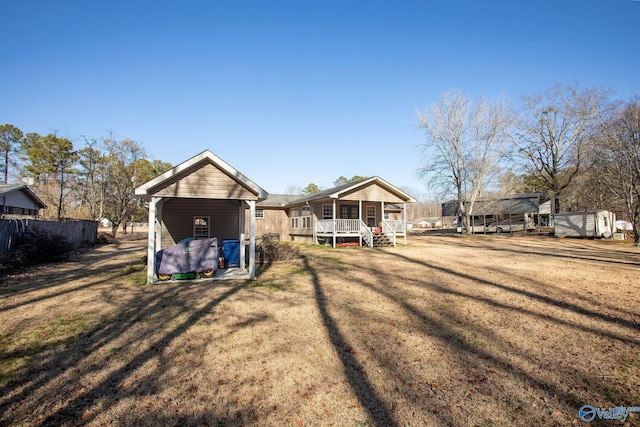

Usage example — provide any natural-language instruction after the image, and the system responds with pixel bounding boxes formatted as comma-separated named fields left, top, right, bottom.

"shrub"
left=0, top=231, right=74, bottom=278
left=258, top=234, right=299, bottom=264
left=19, top=231, right=74, bottom=263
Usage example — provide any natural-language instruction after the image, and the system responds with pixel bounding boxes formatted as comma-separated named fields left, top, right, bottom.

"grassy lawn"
left=0, top=235, right=638, bottom=426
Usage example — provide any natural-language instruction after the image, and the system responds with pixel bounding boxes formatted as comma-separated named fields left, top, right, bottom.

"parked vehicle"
left=485, top=218, right=535, bottom=233
left=464, top=216, right=535, bottom=234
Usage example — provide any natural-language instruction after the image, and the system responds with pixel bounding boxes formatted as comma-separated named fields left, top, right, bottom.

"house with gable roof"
left=0, top=184, right=47, bottom=219
left=135, top=150, right=415, bottom=284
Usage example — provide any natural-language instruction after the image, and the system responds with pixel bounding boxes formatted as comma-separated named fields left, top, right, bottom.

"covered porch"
left=308, top=178, right=414, bottom=248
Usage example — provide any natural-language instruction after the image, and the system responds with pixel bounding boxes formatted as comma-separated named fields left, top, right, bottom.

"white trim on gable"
left=135, top=149, right=268, bottom=201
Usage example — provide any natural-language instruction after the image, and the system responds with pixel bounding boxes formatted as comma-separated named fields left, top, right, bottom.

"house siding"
left=150, top=162, right=258, bottom=200
left=161, top=198, right=240, bottom=248
left=340, top=185, right=404, bottom=203
left=246, top=208, right=290, bottom=240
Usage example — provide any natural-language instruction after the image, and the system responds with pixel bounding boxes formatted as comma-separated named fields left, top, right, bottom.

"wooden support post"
left=239, top=202, right=246, bottom=271
left=146, top=197, right=160, bottom=285
left=332, top=199, right=336, bottom=248
left=248, top=200, right=256, bottom=279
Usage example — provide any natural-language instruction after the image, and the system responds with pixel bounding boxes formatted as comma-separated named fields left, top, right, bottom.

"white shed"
left=554, top=211, right=616, bottom=238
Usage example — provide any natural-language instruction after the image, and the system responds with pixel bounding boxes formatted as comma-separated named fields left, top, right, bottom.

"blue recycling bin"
left=222, top=239, right=240, bottom=268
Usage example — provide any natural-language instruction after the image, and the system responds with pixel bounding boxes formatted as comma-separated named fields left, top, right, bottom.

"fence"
left=0, top=219, right=99, bottom=253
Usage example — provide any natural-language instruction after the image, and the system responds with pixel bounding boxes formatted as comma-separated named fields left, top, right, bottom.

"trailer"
left=554, top=211, right=615, bottom=238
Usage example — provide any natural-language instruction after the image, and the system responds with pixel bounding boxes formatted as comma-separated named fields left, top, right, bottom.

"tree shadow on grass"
left=302, top=245, right=639, bottom=425
left=303, top=256, right=398, bottom=427
left=0, top=273, right=252, bottom=426
left=0, top=240, right=145, bottom=299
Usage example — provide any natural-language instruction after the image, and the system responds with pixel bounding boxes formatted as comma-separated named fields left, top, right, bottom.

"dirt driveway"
left=0, top=234, right=639, bottom=426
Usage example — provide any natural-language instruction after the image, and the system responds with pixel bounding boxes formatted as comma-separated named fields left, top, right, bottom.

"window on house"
left=193, top=216, right=210, bottom=238
left=384, top=213, right=390, bottom=220
left=366, top=206, right=376, bottom=227
left=301, top=206, right=311, bottom=229
left=322, top=204, right=332, bottom=219
left=340, top=205, right=358, bottom=219
left=290, top=208, right=299, bottom=229
left=255, top=208, right=264, bottom=219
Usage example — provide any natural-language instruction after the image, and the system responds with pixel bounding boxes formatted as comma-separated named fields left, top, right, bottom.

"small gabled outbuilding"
left=135, top=150, right=268, bottom=284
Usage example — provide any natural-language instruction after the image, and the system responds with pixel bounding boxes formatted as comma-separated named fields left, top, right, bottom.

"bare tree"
left=417, top=90, right=514, bottom=233
left=596, top=98, right=640, bottom=244
left=515, top=84, right=609, bottom=213
left=284, top=185, right=302, bottom=195
left=101, top=134, right=147, bottom=235
left=77, top=137, right=107, bottom=221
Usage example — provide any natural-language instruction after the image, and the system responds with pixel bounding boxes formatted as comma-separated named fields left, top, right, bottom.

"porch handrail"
left=360, top=220, right=374, bottom=247
left=381, top=220, right=397, bottom=246
left=385, top=220, right=406, bottom=233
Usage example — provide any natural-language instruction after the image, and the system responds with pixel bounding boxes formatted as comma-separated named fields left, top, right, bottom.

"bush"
left=20, top=231, right=74, bottom=263
left=0, top=231, right=74, bottom=277
left=258, top=234, right=299, bottom=264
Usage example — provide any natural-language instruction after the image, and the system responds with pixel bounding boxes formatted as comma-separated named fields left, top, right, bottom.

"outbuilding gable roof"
left=135, top=150, right=268, bottom=201
left=441, top=193, right=545, bottom=216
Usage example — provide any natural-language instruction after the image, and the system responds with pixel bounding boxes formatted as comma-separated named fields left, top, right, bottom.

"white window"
left=366, top=206, right=376, bottom=227
left=291, top=217, right=299, bottom=229
left=322, top=204, right=333, bottom=219
left=300, top=206, right=311, bottom=229
left=255, top=208, right=264, bottom=219
left=193, top=216, right=210, bottom=238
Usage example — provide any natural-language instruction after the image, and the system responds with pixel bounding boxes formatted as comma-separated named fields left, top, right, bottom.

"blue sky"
left=1, top=0, right=639, bottom=197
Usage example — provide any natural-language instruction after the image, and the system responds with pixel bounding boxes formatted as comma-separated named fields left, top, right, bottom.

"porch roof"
left=259, top=176, right=416, bottom=208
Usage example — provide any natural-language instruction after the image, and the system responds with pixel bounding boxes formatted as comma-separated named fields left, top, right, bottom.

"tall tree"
left=515, top=84, right=609, bottom=213
left=21, top=133, right=78, bottom=220
left=77, top=138, right=107, bottom=221
left=0, top=124, right=23, bottom=184
left=101, top=135, right=147, bottom=235
left=417, top=90, right=514, bottom=233
left=333, top=176, right=368, bottom=186
left=596, top=98, right=640, bottom=245
left=301, top=183, right=320, bottom=195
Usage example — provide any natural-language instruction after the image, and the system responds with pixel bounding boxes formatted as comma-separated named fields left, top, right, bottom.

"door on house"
left=340, top=205, right=359, bottom=220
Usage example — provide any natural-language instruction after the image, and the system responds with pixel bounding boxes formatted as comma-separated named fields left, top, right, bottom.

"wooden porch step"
left=372, top=233, right=393, bottom=247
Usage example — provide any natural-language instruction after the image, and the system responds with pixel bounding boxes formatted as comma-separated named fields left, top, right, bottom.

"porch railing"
left=315, top=219, right=406, bottom=247
left=384, top=220, right=406, bottom=233
left=381, top=220, right=397, bottom=246
left=360, top=221, right=374, bottom=247
left=316, top=219, right=362, bottom=233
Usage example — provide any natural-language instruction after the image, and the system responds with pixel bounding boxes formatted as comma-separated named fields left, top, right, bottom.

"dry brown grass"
left=0, top=233, right=639, bottom=426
